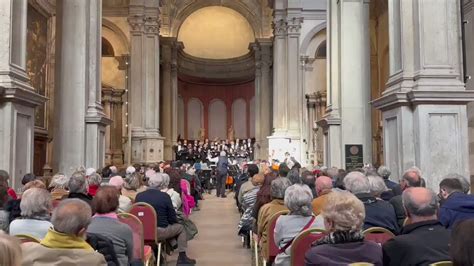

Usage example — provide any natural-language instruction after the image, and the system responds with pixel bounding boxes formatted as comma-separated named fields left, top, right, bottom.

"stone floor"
left=167, top=191, right=251, bottom=266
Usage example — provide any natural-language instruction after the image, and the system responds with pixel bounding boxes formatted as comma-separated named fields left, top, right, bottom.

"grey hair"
left=287, top=169, right=302, bottom=185
left=343, top=171, right=371, bottom=194
left=20, top=188, right=51, bottom=218
left=52, top=199, right=91, bottom=235
left=443, top=173, right=470, bottom=194
left=49, top=173, right=69, bottom=190
left=377, top=165, right=391, bottom=179
left=88, top=173, right=102, bottom=186
left=148, top=172, right=164, bottom=188
left=367, top=175, right=387, bottom=197
left=68, top=172, right=88, bottom=193
left=0, top=170, right=9, bottom=184
left=160, top=173, right=170, bottom=189
left=271, top=177, right=292, bottom=199
left=284, top=184, right=313, bottom=216
left=123, top=173, right=141, bottom=191
left=402, top=188, right=438, bottom=217
left=220, top=151, right=226, bottom=156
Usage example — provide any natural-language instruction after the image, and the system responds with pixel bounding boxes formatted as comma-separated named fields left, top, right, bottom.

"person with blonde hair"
left=305, top=191, right=382, bottom=265
left=0, top=232, right=22, bottom=266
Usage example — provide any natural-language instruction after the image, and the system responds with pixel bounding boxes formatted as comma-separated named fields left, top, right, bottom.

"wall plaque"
left=345, top=144, right=363, bottom=171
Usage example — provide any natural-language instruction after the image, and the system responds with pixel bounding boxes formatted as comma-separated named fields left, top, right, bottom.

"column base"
left=131, top=128, right=164, bottom=164
left=255, top=138, right=269, bottom=161
left=268, top=135, right=301, bottom=163
left=85, top=115, right=111, bottom=170
left=163, top=139, right=174, bottom=161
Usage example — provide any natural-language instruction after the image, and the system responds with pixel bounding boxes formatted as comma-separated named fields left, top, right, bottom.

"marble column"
left=0, top=0, right=45, bottom=189
left=320, top=0, right=372, bottom=169
left=128, top=0, right=164, bottom=164
left=53, top=0, right=109, bottom=176
left=373, top=0, right=474, bottom=189
left=161, top=37, right=182, bottom=160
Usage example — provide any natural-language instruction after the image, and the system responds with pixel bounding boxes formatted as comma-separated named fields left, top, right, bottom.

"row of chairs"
left=16, top=202, right=162, bottom=266
left=253, top=210, right=396, bottom=266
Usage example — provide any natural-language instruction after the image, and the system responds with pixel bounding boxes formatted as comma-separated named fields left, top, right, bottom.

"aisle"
left=167, top=192, right=252, bottom=266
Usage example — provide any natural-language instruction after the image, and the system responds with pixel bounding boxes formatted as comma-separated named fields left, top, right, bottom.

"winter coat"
left=439, top=191, right=474, bottom=229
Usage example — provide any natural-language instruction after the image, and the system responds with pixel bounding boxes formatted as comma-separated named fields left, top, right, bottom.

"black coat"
left=305, top=240, right=383, bottom=266
left=357, top=193, right=399, bottom=234
left=389, top=195, right=406, bottom=228
left=382, top=220, right=451, bottom=266
left=87, top=232, right=119, bottom=266
left=135, top=188, right=177, bottom=228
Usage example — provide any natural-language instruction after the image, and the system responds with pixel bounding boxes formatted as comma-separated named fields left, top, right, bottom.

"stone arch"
left=169, top=1, right=264, bottom=38
left=102, top=18, right=129, bottom=54
left=300, top=22, right=327, bottom=57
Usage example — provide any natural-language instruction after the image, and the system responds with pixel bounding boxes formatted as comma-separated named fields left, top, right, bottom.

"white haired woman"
left=160, top=173, right=182, bottom=211
left=274, top=184, right=323, bottom=266
left=9, top=188, right=53, bottom=239
left=48, top=173, right=69, bottom=200
left=305, top=191, right=382, bottom=265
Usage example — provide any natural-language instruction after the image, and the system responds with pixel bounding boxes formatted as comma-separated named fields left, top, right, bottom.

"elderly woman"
left=108, top=176, right=132, bottom=212
left=48, top=173, right=69, bottom=200
left=305, top=191, right=382, bottom=265
left=367, top=175, right=388, bottom=199
left=160, top=173, right=182, bottom=211
left=87, top=172, right=102, bottom=197
left=9, top=188, right=53, bottom=239
left=122, top=172, right=141, bottom=201
left=238, top=173, right=265, bottom=237
left=274, top=184, right=322, bottom=266
left=257, top=177, right=292, bottom=260
left=87, top=186, right=134, bottom=266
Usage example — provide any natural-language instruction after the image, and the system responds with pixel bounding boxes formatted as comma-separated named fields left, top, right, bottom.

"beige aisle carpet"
left=167, top=192, right=252, bottom=266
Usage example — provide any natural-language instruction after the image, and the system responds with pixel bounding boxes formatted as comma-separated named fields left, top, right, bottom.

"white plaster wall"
left=209, top=99, right=227, bottom=139
left=232, top=98, right=247, bottom=138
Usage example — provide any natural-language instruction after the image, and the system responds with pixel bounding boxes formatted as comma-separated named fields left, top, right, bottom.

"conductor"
left=216, top=151, right=229, bottom=198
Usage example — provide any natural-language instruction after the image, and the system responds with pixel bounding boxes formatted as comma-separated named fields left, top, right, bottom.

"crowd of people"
left=234, top=162, right=474, bottom=266
left=0, top=161, right=203, bottom=266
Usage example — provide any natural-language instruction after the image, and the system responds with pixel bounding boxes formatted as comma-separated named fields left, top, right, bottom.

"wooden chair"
left=15, top=234, right=41, bottom=243
left=290, top=228, right=325, bottom=266
left=117, top=213, right=154, bottom=266
left=128, top=202, right=162, bottom=266
left=263, top=210, right=290, bottom=266
left=430, top=261, right=453, bottom=266
left=362, top=227, right=395, bottom=245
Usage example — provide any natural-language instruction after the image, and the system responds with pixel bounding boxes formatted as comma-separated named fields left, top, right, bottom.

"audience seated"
left=67, top=172, right=93, bottom=207
left=21, top=199, right=107, bottom=265
left=135, top=172, right=196, bottom=265
left=252, top=172, right=278, bottom=222
left=122, top=172, right=142, bottom=201
left=311, top=176, right=333, bottom=216
left=287, top=169, right=302, bottom=185
left=450, top=219, right=474, bottom=266
left=237, top=164, right=259, bottom=208
left=238, top=174, right=264, bottom=236
left=438, top=176, right=474, bottom=229
left=389, top=167, right=422, bottom=227
left=257, top=177, right=291, bottom=259
left=344, top=172, right=398, bottom=234
left=274, top=184, right=323, bottom=266
left=305, top=191, right=383, bottom=265
left=87, top=172, right=102, bottom=197
left=9, top=188, right=52, bottom=239
left=0, top=184, right=9, bottom=232
left=48, top=173, right=69, bottom=200
left=87, top=186, right=134, bottom=266
left=0, top=231, right=22, bottom=266
left=301, top=171, right=317, bottom=198
left=382, top=187, right=450, bottom=266
left=108, top=176, right=132, bottom=213
left=160, top=173, right=182, bottom=211
left=377, top=165, right=402, bottom=200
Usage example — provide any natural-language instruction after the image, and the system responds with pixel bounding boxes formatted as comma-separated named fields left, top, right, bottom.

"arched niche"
left=187, top=98, right=204, bottom=139
left=232, top=98, right=247, bottom=139
left=101, top=20, right=129, bottom=90
left=209, top=99, right=227, bottom=140
left=249, top=97, right=255, bottom=138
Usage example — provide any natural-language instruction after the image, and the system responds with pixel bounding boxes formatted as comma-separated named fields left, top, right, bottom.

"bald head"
left=402, top=187, right=438, bottom=221
left=401, top=167, right=422, bottom=190
left=316, top=176, right=333, bottom=195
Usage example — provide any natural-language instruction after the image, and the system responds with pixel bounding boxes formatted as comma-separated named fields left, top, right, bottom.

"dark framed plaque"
left=345, top=144, right=363, bottom=171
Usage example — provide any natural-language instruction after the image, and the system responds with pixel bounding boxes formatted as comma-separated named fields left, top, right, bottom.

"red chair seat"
left=362, top=227, right=395, bottom=245
left=290, top=228, right=325, bottom=266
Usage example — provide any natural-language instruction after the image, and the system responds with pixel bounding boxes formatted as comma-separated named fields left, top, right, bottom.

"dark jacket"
left=68, top=192, right=93, bottom=207
left=356, top=193, right=399, bottom=234
left=217, top=155, right=229, bottom=175
left=305, top=240, right=382, bottom=266
left=381, top=180, right=402, bottom=201
left=87, top=232, right=119, bottom=266
left=382, top=220, right=450, bottom=266
left=439, top=192, right=474, bottom=229
left=389, top=195, right=405, bottom=228
left=135, top=188, right=177, bottom=228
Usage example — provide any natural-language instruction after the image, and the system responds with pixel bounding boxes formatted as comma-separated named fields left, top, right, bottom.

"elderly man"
left=257, top=177, right=292, bottom=259
left=389, top=167, right=422, bottom=227
left=67, top=172, right=93, bottom=207
left=135, top=173, right=196, bottom=265
left=311, top=176, right=333, bottom=216
left=21, top=199, right=106, bottom=265
left=377, top=165, right=402, bottom=200
left=383, top=187, right=450, bottom=265
left=301, top=171, right=317, bottom=198
left=438, top=176, right=474, bottom=229
left=344, top=171, right=398, bottom=233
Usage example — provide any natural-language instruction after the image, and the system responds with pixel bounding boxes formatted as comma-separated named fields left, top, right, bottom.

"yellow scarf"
left=41, top=228, right=93, bottom=251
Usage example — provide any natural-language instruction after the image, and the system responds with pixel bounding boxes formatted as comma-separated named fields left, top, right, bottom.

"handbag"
left=277, top=216, right=316, bottom=255
left=176, top=212, right=198, bottom=241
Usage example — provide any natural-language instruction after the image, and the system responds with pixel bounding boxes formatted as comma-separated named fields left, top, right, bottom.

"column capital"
left=287, top=17, right=304, bottom=35
left=128, top=14, right=145, bottom=33
left=273, top=19, right=287, bottom=37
